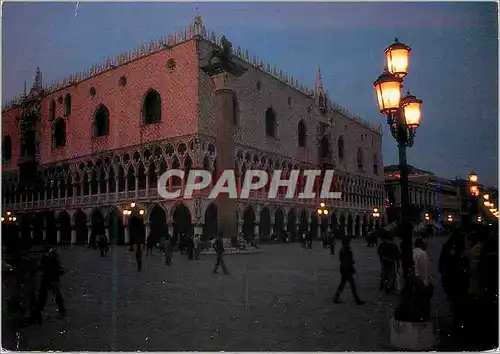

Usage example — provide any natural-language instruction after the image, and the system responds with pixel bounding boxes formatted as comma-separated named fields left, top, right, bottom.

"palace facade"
left=2, top=16, right=385, bottom=245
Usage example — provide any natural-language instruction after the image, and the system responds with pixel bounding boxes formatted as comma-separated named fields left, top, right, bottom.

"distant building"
left=2, top=16, right=385, bottom=246
left=384, top=165, right=461, bottom=224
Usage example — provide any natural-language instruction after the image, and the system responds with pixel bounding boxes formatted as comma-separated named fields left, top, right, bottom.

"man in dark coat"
left=97, top=233, right=108, bottom=257
left=213, top=232, right=229, bottom=274
left=34, top=246, right=66, bottom=321
left=333, top=238, right=364, bottom=305
left=328, top=230, right=336, bottom=255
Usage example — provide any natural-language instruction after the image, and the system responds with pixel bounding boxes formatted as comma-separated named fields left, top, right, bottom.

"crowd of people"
left=3, top=220, right=498, bottom=350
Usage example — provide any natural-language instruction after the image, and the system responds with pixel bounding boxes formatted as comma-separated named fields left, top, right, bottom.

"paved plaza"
left=10, top=238, right=448, bottom=351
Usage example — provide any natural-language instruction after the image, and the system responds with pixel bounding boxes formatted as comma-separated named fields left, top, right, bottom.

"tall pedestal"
left=213, top=73, right=237, bottom=239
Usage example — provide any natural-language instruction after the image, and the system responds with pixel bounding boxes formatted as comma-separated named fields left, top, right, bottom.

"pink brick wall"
left=2, top=40, right=199, bottom=169
left=2, top=107, right=22, bottom=171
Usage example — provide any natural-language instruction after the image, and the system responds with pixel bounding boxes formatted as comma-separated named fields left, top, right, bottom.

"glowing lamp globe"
left=373, top=70, right=402, bottom=114
left=385, top=38, right=411, bottom=78
left=401, top=93, right=422, bottom=129
left=468, top=172, right=478, bottom=183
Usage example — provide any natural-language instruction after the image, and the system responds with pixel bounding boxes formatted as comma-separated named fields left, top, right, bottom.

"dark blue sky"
left=3, top=2, right=498, bottom=187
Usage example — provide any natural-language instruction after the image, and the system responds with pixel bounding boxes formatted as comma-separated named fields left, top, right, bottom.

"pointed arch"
left=49, top=100, right=56, bottom=121
left=320, top=135, right=330, bottom=159
left=3, top=135, right=12, bottom=160
left=142, top=89, right=162, bottom=124
left=127, top=165, right=136, bottom=190
left=94, top=104, right=110, bottom=137
left=357, top=148, right=363, bottom=170
left=338, top=136, right=345, bottom=160
left=265, top=107, right=277, bottom=137
left=298, top=120, right=306, bottom=147
left=64, top=93, right=72, bottom=115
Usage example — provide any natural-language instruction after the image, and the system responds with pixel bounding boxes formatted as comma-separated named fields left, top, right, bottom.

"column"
left=105, top=178, right=110, bottom=197
left=237, top=220, right=243, bottom=235
left=145, top=222, right=151, bottom=243
left=135, top=173, right=139, bottom=199
left=30, top=227, right=34, bottom=239
left=145, top=169, right=150, bottom=198
left=194, top=224, right=203, bottom=236
left=115, top=178, right=119, bottom=198
left=56, top=227, right=61, bottom=244
left=43, top=225, right=47, bottom=241
left=97, top=173, right=102, bottom=196
left=254, top=214, right=260, bottom=241
left=105, top=226, right=110, bottom=243
left=71, top=226, right=77, bottom=244
left=168, top=223, right=174, bottom=238
left=202, top=54, right=246, bottom=240
left=72, top=184, right=77, bottom=202
left=87, top=222, right=92, bottom=245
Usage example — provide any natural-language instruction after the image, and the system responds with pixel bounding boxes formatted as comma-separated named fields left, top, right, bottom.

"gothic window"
left=298, top=120, right=306, bottom=147
left=142, top=90, right=162, bottom=124
left=94, top=105, right=110, bottom=137
left=265, top=107, right=276, bottom=137
left=64, top=94, right=71, bottom=116
left=320, top=136, right=330, bottom=159
left=49, top=100, right=56, bottom=121
left=54, top=118, right=66, bottom=147
left=3, top=135, right=12, bottom=161
left=357, top=148, right=363, bottom=170
left=338, top=136, right=345, bottom=160
left=373, top=154, right=379, bottom=175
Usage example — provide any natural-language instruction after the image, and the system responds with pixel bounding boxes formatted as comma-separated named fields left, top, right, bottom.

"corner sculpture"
left=202, top=36, right=247, bottom=77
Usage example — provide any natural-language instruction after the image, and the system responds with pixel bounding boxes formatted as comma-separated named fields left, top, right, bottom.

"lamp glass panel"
left=403, top=101, right=421, bottom=128
left=380, top=80, right=401, bottom=111
left=386, top=48, right=410, bottom=76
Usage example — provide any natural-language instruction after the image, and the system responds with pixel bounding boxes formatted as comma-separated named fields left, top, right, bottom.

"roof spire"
left=315, top=65, right=323, bottom=89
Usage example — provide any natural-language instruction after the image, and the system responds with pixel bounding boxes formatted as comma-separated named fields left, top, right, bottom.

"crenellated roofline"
left=3, top=16, right=382, bottom=134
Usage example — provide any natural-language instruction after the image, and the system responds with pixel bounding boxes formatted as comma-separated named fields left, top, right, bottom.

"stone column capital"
left=210, top=71, right=238, bottom=92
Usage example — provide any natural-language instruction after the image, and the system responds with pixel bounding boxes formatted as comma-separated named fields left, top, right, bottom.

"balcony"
left=2, top=184, right=360, bottom=213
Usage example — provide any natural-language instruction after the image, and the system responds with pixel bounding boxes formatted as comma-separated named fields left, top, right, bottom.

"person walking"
left=159, top=235, right=166, bottom=255
left=328, top=230, right=336, bottom=255
left=377, top=233, right=400, bottom=293
left=97, top=233, right=108, bottom=257
left=213, top=232, right=229, bottom=275
left=135, top=243, right=143, bottom=272
left=307, top=230, right=313, bottom=249
left=412, top=237, right=433, bottom=321
left=333, top=238, right=365, bottom=305
left=164, top=237, right=173, bottom=266
left=146, top=234, right=154, bottom=256
left=34, top=246, right=66, bottom=322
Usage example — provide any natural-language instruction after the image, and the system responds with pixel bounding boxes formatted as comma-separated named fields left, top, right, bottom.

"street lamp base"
left=390, top=317, right=435, bottom=350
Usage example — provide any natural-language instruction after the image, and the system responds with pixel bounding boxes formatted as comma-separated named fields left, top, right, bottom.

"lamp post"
left=373, top=38, right=422, bottom=282
left=122, top=202, right=145, bottom=246
left=372, top=208, right=381, bottom=229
